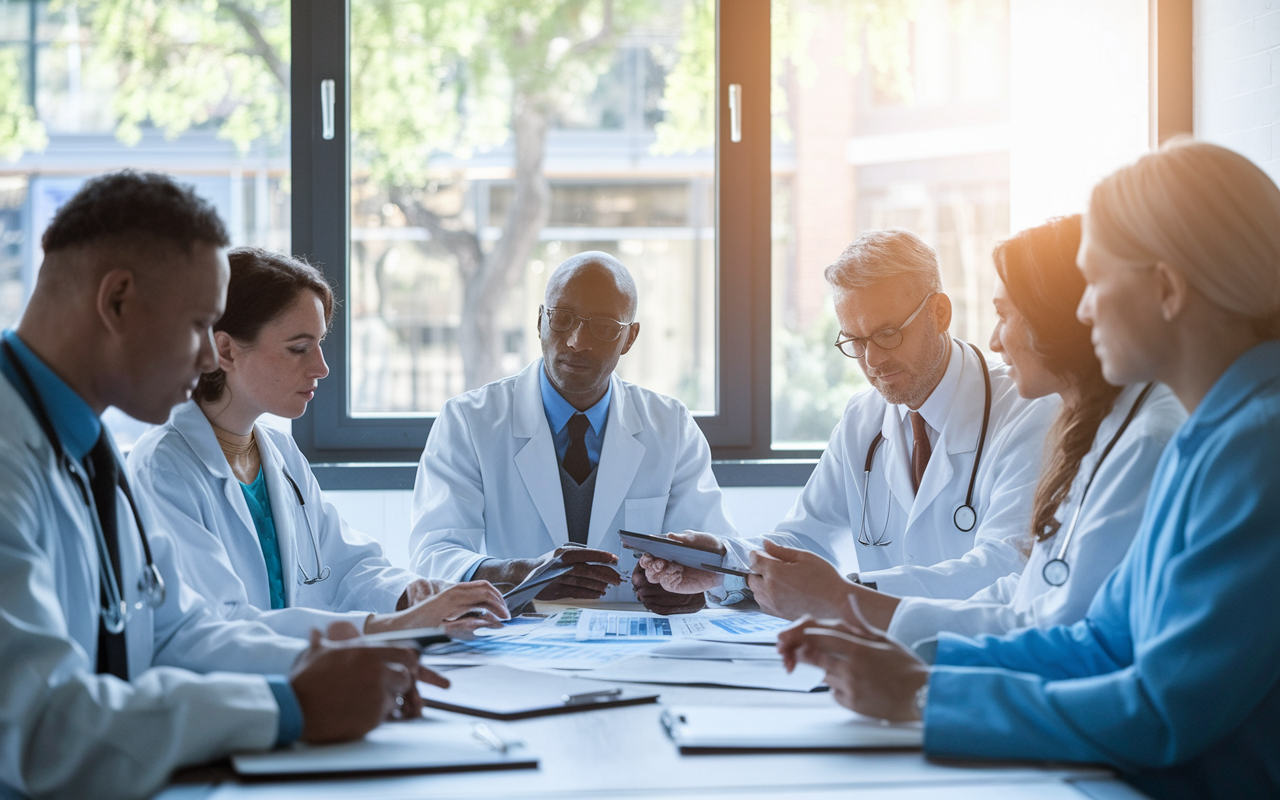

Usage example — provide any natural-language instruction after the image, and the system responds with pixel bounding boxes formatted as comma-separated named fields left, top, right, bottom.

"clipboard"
left=619, top=530, right=759, bottom=578
left=660, top=705, right=922, bottom=753
left=231, top=719, right=538, bottom=778
left=418, top=665, right=659, bottom=720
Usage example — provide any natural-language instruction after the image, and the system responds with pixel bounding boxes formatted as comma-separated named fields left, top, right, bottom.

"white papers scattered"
left=574, top=609, right=791, bottom=643
left=648, top=640, right=782, bottom=661
left=422, top=639, right=656, bottom=670
left=579, top=655, right=826, bottom=692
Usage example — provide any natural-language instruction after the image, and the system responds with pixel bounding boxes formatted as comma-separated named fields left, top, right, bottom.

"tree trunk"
left=457, top=95, right=551, bottom=390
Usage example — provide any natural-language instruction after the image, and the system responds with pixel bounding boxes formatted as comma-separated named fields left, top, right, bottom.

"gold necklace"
left=213, top=426, right=257, bottom=458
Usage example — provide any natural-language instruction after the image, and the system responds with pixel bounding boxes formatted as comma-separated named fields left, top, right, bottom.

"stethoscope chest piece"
left=953, top=504, right=977, bottom=532
left=1043, top=557, right=1070, bottom=587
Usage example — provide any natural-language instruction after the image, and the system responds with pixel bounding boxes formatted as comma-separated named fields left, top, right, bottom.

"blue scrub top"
left=922, top=341, right=1280, bottom=799
left=240, top=467, right=286, bottom=610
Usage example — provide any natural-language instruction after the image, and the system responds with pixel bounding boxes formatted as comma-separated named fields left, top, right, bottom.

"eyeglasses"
left=541, top=305, right=635, bottom=342
left=834, top=293, right=936, bottom=359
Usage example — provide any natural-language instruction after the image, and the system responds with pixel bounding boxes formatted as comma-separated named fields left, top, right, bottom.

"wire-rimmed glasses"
left=541, top=305, right=635, bottom=342
left=834, top=292, right=936, bottom=359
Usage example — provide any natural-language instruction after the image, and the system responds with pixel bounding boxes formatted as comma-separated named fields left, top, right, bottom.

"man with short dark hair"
left=409, top=251, right=736, bottom=614
left=0, top=171, right=441, bottom=799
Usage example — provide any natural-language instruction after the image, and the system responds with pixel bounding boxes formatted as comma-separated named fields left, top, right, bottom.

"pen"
left=325, top=626, right=451, bottom=650
left=562, top=688, right=624, bottom=705
left=472, top=722, right=509, bottom=754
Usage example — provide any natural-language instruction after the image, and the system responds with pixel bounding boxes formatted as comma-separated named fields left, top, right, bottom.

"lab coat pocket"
left=623, top=495, right=669, bottom=536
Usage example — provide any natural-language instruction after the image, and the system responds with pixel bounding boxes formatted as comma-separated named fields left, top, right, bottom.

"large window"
left=345, top=2, right=716, bottom=416
left=0, top=0, right=1165, bottom=479
left=0, top=0, right=291, bottom=445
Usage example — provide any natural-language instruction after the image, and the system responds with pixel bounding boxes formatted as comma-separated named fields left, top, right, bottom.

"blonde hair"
left=825, top=229, right=943, bottom=297
left=1088, top=138, right=1280, bottom=338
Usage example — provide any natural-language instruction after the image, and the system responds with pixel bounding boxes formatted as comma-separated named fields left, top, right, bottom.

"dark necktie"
left=909, top=411, right=931, bottom=495
left=563, top=413, right=592, bottom=485
left=86, top=430, right=129, bottom=680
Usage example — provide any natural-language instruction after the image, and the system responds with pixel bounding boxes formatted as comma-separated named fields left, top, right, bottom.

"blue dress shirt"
left=0, top=329, right=304, bottom=747
left=538, top=362, right=611, bottom=469
left=923, top=341, right=1280, bottom=799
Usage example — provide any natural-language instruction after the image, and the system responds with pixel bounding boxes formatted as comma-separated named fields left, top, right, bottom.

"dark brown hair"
left=194, top=247, right=335, bottom=404
left=993, top=215, right=1122, bottom=543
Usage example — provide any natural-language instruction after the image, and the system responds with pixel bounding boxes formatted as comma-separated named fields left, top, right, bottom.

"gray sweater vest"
left=559, top=461, right=598, bottom=546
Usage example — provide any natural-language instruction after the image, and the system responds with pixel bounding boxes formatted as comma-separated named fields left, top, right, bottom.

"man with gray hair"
left=409, top=251, right=736, bottom=614
left=640, top=229, right=1057, bottom=619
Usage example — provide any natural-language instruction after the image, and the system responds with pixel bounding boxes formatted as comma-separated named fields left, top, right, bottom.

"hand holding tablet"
left=620, top=530, right=759, bottom=578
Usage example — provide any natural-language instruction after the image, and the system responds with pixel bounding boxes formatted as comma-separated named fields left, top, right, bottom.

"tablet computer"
left=501, top=563, right=575, bottom=613
left=619, top=530, right=757, bottom=578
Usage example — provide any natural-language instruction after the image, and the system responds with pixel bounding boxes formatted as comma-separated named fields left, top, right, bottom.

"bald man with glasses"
left=408, top=251, right=735, bottom=614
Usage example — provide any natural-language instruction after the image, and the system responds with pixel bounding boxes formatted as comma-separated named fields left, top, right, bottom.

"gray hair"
left=1088, top=138, right=1280, bottom=338
left=824, top=229, right=943, bottom=297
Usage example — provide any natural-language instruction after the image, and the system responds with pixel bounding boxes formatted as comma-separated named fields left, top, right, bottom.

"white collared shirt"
left=895, top=340, right=959, bottom=467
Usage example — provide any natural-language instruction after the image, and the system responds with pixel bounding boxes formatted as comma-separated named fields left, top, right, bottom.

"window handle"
left=321, top=79, right=336, bottom=140
left=728, top=83, right=742, bottom=143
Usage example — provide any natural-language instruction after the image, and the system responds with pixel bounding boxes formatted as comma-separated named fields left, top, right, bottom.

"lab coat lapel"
left=170, top=402, right=259, bottom=556
left=878, top=404, right=915, bottom=516
left=587, top=376, right=643, bottom=551
left=512, top=363, right=569, bottom=549
left=909, top=344, right=981, bottom=529
left=258, top=431, right=300, bottom=607
left=170, top=399, right=272, bottom=593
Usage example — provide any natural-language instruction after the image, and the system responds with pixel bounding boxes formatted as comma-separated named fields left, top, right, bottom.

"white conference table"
left=156, top=603, right=1149, bottom=800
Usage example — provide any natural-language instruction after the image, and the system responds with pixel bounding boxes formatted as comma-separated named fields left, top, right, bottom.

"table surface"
left=155, top=603, right=1149, bottom=800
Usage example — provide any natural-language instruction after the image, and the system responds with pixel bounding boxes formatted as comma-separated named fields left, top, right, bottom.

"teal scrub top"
left=240, top=467, right=286, bottom=610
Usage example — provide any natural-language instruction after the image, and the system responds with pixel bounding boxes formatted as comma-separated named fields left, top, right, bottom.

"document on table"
left=578, top=655, right=826, bottom=692
left=422, top=638, right=658, bottom=670
left=417, top=665, right=659, bottom=719
left=648, top=640, right=782, bottom=661
left=231, top=718, right=537, bottom=777
left=661, top=705, right=922, bottom=751
left=574, top=609, right=791, bottom=642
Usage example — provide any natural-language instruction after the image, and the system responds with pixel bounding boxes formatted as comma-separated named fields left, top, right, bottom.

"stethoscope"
left=1041, top=383, right=1155, bottom=587
left=1, top=340, right=165, bottom=635
left=857, top=341, right=992, bottom=547
left=283, top=469, right=330, bottom=584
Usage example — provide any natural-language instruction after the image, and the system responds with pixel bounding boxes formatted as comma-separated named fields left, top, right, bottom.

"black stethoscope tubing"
left=858, top=341, right=992, bottom=546
left=1, top=339, right=165, bottom=632
left=283, top=469, right=330, bottom=585
left=1041, top=382, right=1156, bottom=587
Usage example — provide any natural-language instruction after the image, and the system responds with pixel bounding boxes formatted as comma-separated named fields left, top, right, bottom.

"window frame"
left=291, top=0, right=791, bottom=469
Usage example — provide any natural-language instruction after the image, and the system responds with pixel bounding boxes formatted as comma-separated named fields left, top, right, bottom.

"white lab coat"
left=410, top=359, right=736, bottom=601
left=723, top=340, right=1059, bottom=600
left=127, top=401, right=418, bottom=640
left=886, top=382, right=1187, bottom=649
left=0, top=374, right=306, bottom=800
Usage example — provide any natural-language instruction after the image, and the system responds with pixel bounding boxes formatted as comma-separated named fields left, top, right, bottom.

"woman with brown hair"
left=128, top=246, right=509, bottom=638
left=866, top=214, right=1186, bottom=650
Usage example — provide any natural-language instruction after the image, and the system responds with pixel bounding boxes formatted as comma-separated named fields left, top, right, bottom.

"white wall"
left=328, top=485, right=805, bottom=571
left=1195, top=0, right=1280, bottom=182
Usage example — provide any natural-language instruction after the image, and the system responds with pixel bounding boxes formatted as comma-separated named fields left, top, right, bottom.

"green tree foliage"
left=0, top=50, right=47, bottom=161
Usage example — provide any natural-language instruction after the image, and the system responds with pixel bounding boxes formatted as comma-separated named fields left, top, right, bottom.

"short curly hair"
left=41, top=170, right=229, bottom=254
